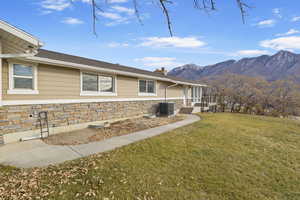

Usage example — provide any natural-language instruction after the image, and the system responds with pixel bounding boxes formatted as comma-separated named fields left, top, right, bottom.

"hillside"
left=168, top=50, right=300, bottom=82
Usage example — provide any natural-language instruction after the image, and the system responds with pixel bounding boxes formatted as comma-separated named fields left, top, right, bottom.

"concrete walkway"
left=0, top=115, right=200, bottom=168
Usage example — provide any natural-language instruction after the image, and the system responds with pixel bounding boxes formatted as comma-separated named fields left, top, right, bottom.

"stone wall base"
left=3, top=114, right=147, bottom=144
left=0, top=99, right=183, bottom=144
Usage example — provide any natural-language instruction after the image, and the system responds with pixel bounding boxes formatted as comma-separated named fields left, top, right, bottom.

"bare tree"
left=204, top=74, right=300, bottom=117
left=88, top=0, right=250, bottom=36
left=271, top=80, right=300, bottom=117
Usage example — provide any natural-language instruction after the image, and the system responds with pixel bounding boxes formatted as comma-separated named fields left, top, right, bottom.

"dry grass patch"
left=44, top=115, right=185, bottom=145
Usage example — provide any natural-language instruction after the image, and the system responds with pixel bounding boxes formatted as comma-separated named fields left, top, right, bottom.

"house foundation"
left=0, top=99, right=184, bottom=144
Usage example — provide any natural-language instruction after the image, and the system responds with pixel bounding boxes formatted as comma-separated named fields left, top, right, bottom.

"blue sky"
left=1, top=0, right=300, bottom=71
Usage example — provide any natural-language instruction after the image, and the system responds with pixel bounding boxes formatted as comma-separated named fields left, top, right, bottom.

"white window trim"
left=138, top=79, right=157, bottom=96
left=7, top=61, right=39, bottom=95
left=80, top=71, right=117, bottom=96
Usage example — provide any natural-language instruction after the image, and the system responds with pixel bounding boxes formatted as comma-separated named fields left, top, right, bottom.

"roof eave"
left=0, top=20, right=43, bottom=47
left=23, top=56, right=205, bottom=86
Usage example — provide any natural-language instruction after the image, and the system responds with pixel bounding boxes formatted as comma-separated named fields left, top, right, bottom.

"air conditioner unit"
left=159, top=102, right=175, bottom=116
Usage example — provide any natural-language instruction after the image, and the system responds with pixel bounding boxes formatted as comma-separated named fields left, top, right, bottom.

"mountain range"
left=168, top=50, right=300, bottom=82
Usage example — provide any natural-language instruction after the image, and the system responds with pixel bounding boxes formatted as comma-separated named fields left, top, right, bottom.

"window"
left=81, top=72, right=116, bottom=96
left=139, top=80, right=147, bottom=93
left=99, top=75, right=114, bottom=92
left=8, top=62, right=38, bottom=94
left=13, top=64, right=33, bottom=89
left=82, top=73, right=98, bottom=92
left=139, top=79, right=156, bottom=96
left=147, top=80, right=155, bottom=93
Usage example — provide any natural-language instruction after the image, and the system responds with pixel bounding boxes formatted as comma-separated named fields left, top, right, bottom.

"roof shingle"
left=36, top=49, right=203, bottom=85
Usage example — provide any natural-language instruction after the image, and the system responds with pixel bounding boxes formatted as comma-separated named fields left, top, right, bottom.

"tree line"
left=203, top=74, right=300, bottom=117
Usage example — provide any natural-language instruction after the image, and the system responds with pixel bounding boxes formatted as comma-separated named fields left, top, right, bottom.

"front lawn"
left=1, top=113, right=299, bottom=200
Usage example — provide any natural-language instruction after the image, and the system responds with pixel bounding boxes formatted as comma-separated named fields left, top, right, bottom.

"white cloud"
left=40, top=0, right=91, bottom=13
left=98, top=5, right=137, bottom=26
left=40, top=10, right=53, bottom=15
left=111, top=6, right=135, bottom=15
left=260, top=36, right=300, bottom=51
left=140, top=37, right=206, bottom=48
left=276, top=29, right=300, bottom=37
left=236, top=50, right=271, bottom=56
left=107, top=0, right=128, bottom=3
left=135, top=57, right=176, bottom=62
left=107, top=42, right=129, bottom=47
left=291, top=16, right=300, bottom=22
left=98, top=12, right=129, bottom=26
left=272, top=8, right=282, bottom=18
left=98, top=12, right=124, bottom=20
left=80, top=0, right=91, bottom=3
left=62, top=17, right=84, bottom=25
left=134, top=57, right=182, bottom=69
left=41, top=0, right=71, bottom=11
left=256, top=19, right=276, bottom=27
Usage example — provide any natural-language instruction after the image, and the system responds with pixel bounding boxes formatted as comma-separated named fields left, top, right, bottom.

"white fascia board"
left=174, top=81, right=207, bottom=87
left=24, top=56, right=206, bottom=87
left=0, top=20, right=43, bottom=47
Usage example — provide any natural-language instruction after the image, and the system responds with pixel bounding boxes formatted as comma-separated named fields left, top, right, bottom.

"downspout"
left=165, top=83, right=178, bottom=102
left=0, top=38, right=2, bottom=107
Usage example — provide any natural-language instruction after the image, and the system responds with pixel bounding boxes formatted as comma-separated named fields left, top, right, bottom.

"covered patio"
left=181, top=86, right=218, bottom=113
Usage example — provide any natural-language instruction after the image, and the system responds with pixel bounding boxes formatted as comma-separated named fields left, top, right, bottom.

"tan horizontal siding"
left=117, top=76, right=138, bottom=98
left=166, top=85, right=183, bottom=98
left=2, top=62, right=184, bottom=101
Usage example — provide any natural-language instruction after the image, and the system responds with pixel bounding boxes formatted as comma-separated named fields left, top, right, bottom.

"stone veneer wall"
left=0, top=100, right=183, bottom=140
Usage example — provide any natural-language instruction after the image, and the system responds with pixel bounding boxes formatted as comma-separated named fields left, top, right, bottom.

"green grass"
left=1, top=113, right=300, bottom=200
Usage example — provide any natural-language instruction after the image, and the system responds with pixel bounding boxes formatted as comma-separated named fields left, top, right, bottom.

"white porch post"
left=183, top=86, right=187, bottom=106
left=191, top=87, right=194, bottom=103
left=200, top=87, right=203, bottom=103
left=0, top=39, right=2, bottom=107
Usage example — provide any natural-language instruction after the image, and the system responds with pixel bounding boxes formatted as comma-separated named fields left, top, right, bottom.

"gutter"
left=0, top=52, right=37, bottom=58
left=0, top=39, right=2, bottom=107
left=165, top=83, right=178, bottom=102
left=0, top=46, right=39, bottom=59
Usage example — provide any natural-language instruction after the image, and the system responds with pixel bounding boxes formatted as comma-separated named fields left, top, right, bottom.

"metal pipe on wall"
left=0, top=38, right=2, bottom=107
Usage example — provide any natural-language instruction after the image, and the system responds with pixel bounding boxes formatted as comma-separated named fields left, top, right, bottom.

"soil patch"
left=44, top=115, right=185, bottom=146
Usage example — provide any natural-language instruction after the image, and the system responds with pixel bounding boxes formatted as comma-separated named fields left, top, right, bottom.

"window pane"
left=147, top=80, right=155, bottom=93
left=14, top=64, right=33, bottom=77
left=139, top=80, right=147, bottom=93
left=82, top=73, right=98, bottom=91
left=14, top=77, right=33, bottom=89
left=100, top=76, right=113, bottom=92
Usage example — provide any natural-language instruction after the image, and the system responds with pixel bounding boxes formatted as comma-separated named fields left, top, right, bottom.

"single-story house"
left=0, top=20, right=209, bottom=144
